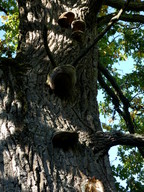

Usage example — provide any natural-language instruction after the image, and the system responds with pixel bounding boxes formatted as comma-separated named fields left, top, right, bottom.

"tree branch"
left=98, top=65, right=144, bottom=157
left=98, top=72, right=126, bottom=118
left=91, top=131, right=144, bottom=157
left=98, top=64, right=129, bottom=106
left=98, top=13, right=144, bottom=26
left=109, top=131, right=144, bottom=148
left=105, top=0, right=144, bottom=11
left=72, top=0, right=130, bottom=66
left=119, top=13, right=144, bottom=24
left=98, top=64, right=135, bottom=134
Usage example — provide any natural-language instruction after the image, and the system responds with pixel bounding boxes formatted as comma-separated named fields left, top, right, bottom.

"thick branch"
left=98, top=65, right=144, bottom=157
left=98, top=13, right=144, bottom=26
left=120, top=13, right=144, bottom=23
left=98, top=64, right=135, bottom=134
left=108, top=131, right=144, bottom=148
left=98, top=72, right=125, bottom=118
left=98, top=70, right=134, bottom=132
left=98, top=64, right=129, bottom=106
left=92, top=131, right=144, bottom=154
left=105, top=0, right=144, bottom=11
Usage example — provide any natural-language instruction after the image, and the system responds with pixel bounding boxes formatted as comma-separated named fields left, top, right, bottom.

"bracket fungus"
left=58, top=11, right=75, bottom=28
left=46, top=65, right=76, bottom=98
left=71, top=20, right=86, bottom=41
left=52, top=131, right=79, bottom=149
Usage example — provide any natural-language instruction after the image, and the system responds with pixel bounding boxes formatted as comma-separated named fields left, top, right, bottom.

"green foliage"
left=112, top=146, right=144, bottom=192
left=1, top=0, right=17, bottom=13
left=0, top=0, right=19, bottom=57
left=98, top=6, right=144, bottom=192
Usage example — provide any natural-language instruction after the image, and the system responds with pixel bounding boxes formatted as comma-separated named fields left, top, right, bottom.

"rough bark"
left=91, top=131, right=144, bottom=153
left=0, top=0, right=136, bottom=192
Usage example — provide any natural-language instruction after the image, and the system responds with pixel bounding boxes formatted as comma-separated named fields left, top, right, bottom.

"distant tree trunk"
left=0, top=0, right=116, bottom=191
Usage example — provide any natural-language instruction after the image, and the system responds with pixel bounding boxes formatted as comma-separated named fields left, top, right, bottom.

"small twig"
left=130, top=93, right=139, bottom=102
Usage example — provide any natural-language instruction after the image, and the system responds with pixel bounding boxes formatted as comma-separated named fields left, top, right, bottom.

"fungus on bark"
left=46, top=65, right=76, bottom=98
left=71, top=20, right=86, bottom=41
left=58, top=11, right=75, bottom=28
left=52, top=131, right=79, bottom=149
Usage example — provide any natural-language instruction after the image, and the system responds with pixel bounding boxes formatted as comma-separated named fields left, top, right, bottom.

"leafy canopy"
left=0, top=0, right=19, bottom=57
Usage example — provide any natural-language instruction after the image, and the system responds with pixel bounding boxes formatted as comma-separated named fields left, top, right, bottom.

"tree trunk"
left=0, top=0, right=116, bottom=191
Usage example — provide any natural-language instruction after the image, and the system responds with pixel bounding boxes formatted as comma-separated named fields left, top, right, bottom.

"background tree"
left=0, top=0, right=144, bottom=191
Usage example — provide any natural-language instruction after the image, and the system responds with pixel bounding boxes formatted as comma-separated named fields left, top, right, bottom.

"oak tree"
left=0, top=0, right=144, bottom=191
